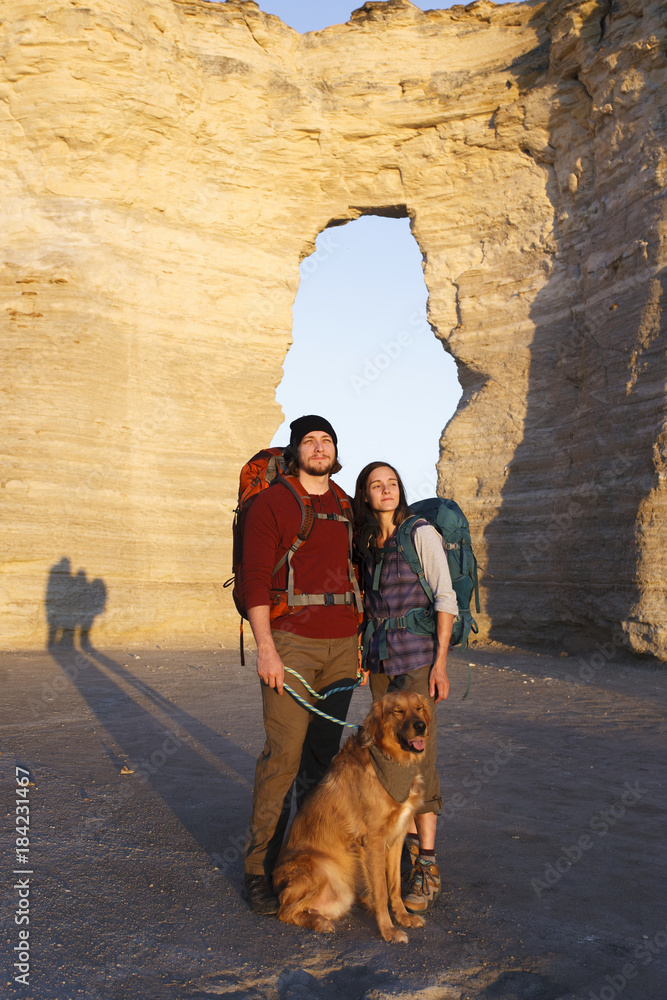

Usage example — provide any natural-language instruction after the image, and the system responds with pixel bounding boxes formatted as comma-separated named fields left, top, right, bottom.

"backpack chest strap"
left=361, top=606, right=435, bottom=662
left=271, top=492, right=362, bottom=614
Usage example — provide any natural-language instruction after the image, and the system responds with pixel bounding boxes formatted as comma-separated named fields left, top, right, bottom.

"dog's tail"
left=273, top=854, right=324, bottom=923
left=275, top=852, right=356, bottom=927
left=273, top=853, right=317, bottom=897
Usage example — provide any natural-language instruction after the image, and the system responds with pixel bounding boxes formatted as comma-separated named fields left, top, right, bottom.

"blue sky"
left=252, top=1, right=466, bottom=35
left=222, top=1, right=507, bottom=497
left=271, top=218, right=461, bottom=500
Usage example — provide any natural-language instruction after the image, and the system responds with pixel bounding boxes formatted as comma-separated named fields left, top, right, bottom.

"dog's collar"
left=368, top=744, right=420, bottom=803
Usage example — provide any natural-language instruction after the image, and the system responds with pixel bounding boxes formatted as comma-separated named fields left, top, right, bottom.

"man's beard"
left=299, top=455, right=336, bottom=477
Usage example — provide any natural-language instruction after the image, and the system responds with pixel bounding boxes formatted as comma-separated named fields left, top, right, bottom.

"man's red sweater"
left=242, top=480, right=358, bottom=639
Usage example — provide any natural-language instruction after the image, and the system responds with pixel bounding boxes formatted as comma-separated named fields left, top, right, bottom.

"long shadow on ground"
left=47, top=638, right=254, bottom=863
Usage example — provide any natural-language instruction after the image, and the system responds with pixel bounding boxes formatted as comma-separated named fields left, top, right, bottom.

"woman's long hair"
left=352, top=461, right=412, bottom=542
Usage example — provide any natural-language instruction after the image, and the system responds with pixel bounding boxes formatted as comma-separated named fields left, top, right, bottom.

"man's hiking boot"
left=243, top=873, right=279, bottom=916
left=402, top=858, right=441, bottom=914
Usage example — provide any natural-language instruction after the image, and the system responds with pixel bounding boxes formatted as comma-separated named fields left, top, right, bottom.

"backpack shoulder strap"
left=268, top=475, right=363, bottom=613
left=273, top=474, right=315, bottom=538
left=328, top=479, right=353, bottom=521
left=396, top=515, right=434, bottom=603
left=327, top=480, right=363, bottom=613
left=269, top=474, right=316, bottom=576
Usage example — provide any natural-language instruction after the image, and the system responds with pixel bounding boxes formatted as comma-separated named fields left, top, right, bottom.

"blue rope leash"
left=283, top=667, right=364, bottom=728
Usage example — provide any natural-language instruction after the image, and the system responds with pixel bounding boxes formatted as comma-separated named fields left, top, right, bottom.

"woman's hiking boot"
left=402, top=858, right=441, bottom=914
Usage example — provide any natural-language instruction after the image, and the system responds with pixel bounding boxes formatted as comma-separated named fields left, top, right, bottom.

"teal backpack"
left=398, top=497, right=480, bottom=650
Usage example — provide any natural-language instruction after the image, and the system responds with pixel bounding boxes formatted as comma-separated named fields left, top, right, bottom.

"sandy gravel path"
left=1, top=641, right=665, bottom=1000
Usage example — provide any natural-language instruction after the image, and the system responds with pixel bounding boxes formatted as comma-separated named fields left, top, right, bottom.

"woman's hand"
left=430, top=610, right=454, bottom=702
left=429, top=658, right=450, bottom=703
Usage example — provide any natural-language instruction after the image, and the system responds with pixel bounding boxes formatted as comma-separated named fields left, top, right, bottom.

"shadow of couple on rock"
left=45, top=556, right=107, bottom=649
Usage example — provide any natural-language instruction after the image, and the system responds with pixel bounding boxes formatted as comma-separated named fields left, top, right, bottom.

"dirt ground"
left=1, top=639, right=666, bottom=1000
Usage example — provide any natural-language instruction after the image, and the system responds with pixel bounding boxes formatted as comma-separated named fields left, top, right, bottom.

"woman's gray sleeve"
left=413, top=525, right=459, bottom=616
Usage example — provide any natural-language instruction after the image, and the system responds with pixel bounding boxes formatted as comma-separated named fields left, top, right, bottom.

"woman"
left=353, top=461, right=458, bottom=915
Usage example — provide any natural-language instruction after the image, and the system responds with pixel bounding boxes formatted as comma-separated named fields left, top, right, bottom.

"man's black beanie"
left=289, top=414, right=338, bottom=451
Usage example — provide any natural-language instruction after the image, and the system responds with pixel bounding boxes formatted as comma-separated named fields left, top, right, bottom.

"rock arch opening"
left=271, top=214, right=462, bottom=499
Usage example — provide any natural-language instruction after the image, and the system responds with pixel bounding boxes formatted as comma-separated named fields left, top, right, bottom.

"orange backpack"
left=224, top=447, right=362, bottom=662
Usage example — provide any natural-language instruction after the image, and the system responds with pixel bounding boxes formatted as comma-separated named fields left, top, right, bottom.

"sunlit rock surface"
left=1, top=0, right=665, bottom=657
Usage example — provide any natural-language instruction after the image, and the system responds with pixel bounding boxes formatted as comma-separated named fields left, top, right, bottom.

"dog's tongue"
left=409, top=737, right=425, bottom=752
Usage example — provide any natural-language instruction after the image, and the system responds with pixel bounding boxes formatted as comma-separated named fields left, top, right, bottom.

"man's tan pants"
left=244, top=631, right=358, bottom=876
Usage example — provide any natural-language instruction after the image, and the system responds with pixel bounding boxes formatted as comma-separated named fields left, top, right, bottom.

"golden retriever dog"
left=272, top=690, right=430, bottom=943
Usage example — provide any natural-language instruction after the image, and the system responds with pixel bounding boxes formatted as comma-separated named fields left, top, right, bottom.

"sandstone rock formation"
left=1, top=0, right=665, bottom=658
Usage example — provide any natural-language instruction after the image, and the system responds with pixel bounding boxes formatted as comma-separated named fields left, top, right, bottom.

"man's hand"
left=357, top=642, right=370, bottom=686
left=247, top=605, right=285, bottom=695
left=256, top=643, right=285, bottom=695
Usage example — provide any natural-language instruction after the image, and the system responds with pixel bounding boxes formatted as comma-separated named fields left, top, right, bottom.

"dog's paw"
left=398, top=913, right=425, bottom=929
left=309, top=913, right=335, bottom=934
left=381, top=926, right=409, bottom=944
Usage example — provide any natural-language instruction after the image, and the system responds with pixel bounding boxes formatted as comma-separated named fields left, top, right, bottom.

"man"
left=241, top=415, right=362, bottom=915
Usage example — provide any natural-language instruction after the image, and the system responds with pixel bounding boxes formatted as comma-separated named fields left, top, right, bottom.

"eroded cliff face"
left=1, top=0, right=665, bottom=656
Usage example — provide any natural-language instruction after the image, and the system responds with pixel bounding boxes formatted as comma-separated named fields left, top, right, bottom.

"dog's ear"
left=360, top=698, right=384, bottom=748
